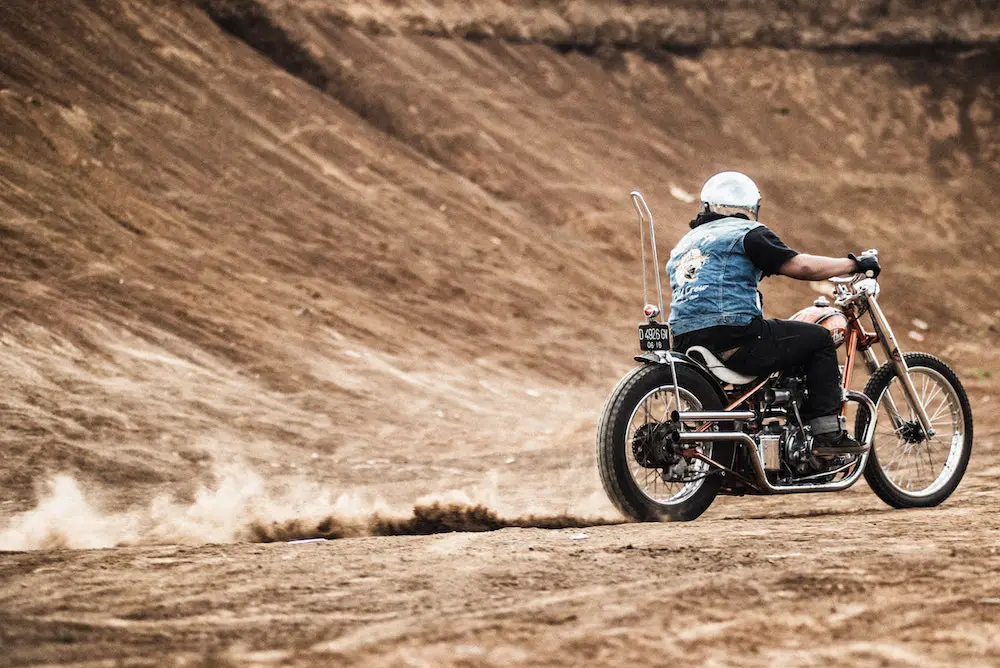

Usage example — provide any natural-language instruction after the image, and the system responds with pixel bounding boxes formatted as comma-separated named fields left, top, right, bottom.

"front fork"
left=852, top=296, right=935, bottom=438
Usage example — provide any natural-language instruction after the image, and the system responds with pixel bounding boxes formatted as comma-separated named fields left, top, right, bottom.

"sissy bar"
left=630, top=190, right=683, bottom=420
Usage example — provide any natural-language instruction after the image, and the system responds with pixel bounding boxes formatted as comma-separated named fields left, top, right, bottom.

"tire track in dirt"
left=248, top=500, right=624, bottom=542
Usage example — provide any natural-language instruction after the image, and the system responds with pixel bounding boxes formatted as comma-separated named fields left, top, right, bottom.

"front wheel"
left=857, top=352, right=973, bottom=508
left=596, top=363, right=734, bottom=522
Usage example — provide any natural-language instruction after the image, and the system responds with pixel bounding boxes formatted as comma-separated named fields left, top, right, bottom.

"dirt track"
left=3, top=455, right=1000, bottom=666
left=2, top=1, right=1000, bottom=665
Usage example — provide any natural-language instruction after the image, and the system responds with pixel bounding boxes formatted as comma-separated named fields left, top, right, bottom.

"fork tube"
left=862, top=346, right=881, bottom=374
left=868, top=295, right=935, bottom=436
left=863, top=347, right=905, bottom=429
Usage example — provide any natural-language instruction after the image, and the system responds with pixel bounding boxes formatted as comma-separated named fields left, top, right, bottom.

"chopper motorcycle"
left=597, top=192, right=973, bottom=521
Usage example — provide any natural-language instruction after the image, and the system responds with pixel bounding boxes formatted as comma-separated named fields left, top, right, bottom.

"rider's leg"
left=725, top=319, right=861, bottom=453
left=724, top=318, right=838, bottom=404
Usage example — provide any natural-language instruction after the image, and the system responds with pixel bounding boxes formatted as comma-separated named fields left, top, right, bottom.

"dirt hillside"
left=1, top=1, right=999, bottom=665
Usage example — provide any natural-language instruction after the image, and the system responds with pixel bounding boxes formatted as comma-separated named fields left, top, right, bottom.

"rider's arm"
left=743, top=227, right=799, bottom=277
left=778, top=254, right=856, bottom=280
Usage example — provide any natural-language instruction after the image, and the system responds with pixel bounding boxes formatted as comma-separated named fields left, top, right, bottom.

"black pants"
left=674, top=318, right=841, bottom=420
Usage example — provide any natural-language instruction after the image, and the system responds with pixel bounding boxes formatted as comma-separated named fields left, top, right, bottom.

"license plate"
left=638, top=323, right=672, bottom=351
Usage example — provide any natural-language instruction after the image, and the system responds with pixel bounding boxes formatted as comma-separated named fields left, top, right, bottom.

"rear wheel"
left=857, top=353, right=973, bottom=508
left=596, top=363, right=734, bottom=521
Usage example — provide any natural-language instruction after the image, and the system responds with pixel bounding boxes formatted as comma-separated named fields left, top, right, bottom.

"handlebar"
left=831, top=249, right=879, bottom=284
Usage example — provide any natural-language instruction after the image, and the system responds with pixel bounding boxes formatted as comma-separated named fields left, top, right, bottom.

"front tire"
left=596, top=363, right=734, bottom=521
left=857, top=353, right=973, bottom=508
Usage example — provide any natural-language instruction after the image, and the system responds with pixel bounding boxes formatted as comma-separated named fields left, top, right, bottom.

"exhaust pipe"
left=671, top=410, right=755, bottom=422
left=674, top=391, right=877, bottom=494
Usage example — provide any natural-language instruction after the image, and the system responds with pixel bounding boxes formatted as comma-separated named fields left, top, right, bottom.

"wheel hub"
left=631, top=422, right=680, bottom=469
left=898, top=420, right=926, bottom=444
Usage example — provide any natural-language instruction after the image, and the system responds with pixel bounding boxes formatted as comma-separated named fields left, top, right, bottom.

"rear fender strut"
left=634, top=350, right=728, bottom=406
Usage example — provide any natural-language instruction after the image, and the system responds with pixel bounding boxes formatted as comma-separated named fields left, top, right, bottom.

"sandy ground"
left=1, top=1, right=999, bottom=665
left=3, top=452, right=999, bottom=667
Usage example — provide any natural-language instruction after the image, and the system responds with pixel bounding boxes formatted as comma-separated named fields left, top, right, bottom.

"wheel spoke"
left=873, top=366, right=966, bottom=495
left=927, top=396, right=951, bottom=423
left=624, top=384, right=710, bottom=506
left=924, top=441, right=936, bottom=475
left=881, top=430, right=909, bottom=474
left=911, top=444, right=923, bottom=480
left=922, top=384, right=942, bottom=413
left=657, top=390, right=675, bottom=421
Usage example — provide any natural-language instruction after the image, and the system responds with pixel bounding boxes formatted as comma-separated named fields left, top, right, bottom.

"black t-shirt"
left=743, top=226, right=798, bottom=276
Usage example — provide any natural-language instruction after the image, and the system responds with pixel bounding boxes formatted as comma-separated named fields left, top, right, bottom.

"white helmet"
left=700, top=171, right=761, bottom=219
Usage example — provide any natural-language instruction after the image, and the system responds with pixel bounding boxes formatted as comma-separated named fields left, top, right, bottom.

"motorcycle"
left=597, top=191, right=973, bottom=521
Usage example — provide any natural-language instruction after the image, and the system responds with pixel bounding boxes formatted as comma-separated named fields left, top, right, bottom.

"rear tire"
left=596, top=363, right=734, bottom=521
left=857, top=353, right=973, bottom=508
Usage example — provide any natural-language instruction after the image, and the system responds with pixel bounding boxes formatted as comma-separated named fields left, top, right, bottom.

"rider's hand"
left=849, top=252, right=881, bottom=278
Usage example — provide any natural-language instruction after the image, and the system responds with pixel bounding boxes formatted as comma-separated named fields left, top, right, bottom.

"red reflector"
left=643, top=304, right=657, bottom=317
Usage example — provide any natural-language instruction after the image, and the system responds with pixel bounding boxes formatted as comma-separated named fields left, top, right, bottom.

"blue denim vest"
left=666, top=217, right=763, bottom=336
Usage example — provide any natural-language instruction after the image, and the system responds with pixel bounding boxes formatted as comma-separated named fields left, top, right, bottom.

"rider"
left=666, top=171, right=880, bottom=455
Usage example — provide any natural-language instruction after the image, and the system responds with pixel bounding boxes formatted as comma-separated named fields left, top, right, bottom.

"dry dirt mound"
left=282, top=0, right=1000, bottom=50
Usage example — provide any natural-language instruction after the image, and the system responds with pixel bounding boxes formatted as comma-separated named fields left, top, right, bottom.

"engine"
left=757, top=376, right=814, bottom=476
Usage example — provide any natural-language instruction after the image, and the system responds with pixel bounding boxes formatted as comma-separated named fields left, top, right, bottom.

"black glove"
left=849, top=252, right=881, bottom=278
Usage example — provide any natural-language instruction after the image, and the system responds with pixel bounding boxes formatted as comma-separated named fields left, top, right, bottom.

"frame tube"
left=677, top=391, right=877, bottom=494
left=840, top=324, right=860, bottom=417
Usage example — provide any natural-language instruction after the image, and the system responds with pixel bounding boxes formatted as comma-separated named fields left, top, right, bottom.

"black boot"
left=809, top=415, right=866, bottom=456
left=811, top=430, right=866, bottom=456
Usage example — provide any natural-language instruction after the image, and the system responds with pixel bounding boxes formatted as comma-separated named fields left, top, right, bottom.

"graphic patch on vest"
left=676, top=248, right=708, bottom=286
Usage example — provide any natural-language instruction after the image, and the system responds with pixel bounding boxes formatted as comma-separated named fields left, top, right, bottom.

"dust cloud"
left=0, top=466, right=621, bottom=551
